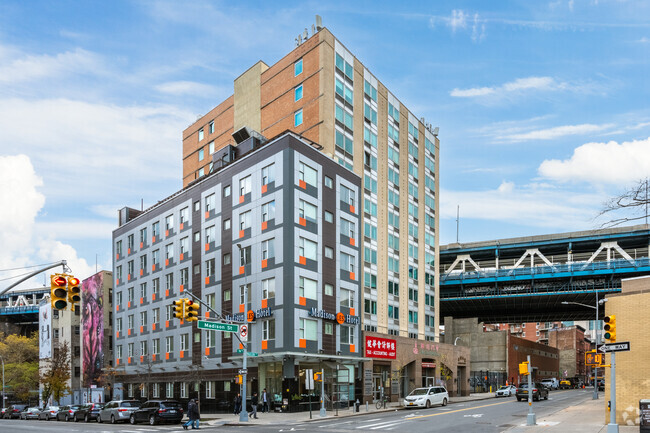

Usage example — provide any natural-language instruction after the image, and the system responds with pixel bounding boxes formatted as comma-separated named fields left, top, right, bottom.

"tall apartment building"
left=182, top=26, right=441, bottom=341
left=113, top=132, right=363, bottom=409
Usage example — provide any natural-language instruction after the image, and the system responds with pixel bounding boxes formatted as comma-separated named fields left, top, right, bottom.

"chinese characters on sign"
left=365, top=336, right=397, bottom=359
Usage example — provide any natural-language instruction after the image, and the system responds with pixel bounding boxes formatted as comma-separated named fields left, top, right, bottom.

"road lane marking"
left=369, top=421, right=403, bottom=430
left=406, top=400, right=513, bottom=420
left=358, top=420, right=402, bottom=429
left=318, top=420, right=353, bottom=427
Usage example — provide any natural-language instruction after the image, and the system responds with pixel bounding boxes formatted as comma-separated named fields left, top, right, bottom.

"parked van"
left=541, top=378, right=559, bottom=390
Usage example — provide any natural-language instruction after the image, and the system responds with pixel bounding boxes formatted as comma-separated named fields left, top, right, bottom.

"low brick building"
left=548, top=325, right=591, bottom=383
left=603, top=275, right=650, bottom=426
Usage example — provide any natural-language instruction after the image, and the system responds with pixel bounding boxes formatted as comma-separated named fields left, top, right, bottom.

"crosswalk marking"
left=369, top=421, right=403, bottom=430
left=357, top=420, right=401, bottom=429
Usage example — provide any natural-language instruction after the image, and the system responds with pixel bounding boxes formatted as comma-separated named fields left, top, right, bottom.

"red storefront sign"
left=365, top=336, right=397, bottom=359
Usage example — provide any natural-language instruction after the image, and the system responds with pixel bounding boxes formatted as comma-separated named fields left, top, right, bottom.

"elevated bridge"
left=439, top=224, right=650, bottom=323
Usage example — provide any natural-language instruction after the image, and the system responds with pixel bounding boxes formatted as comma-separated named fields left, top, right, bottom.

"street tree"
left=599, top=178, right=650, bottom=227
left=0, top=333, right=40, bottom=402
left=40, top=341, right=71, bottom=404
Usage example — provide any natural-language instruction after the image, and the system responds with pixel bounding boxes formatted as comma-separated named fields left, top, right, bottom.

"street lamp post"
left=562, top=297, right=606, bottom=400
left=237, top=244, right=249, bottom=423
left=0, top=354, right=5, bottom=408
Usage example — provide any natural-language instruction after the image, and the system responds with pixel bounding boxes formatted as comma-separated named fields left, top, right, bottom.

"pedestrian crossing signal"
left=314, top=372, right=322, bottom=382
left=519, top=361, right=529, bottom=375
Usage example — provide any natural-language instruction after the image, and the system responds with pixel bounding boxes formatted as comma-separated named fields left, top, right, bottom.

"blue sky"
left=1, top=0, right=649, bottom=286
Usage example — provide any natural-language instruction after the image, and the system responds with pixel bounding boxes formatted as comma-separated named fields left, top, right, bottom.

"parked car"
left=20, top=407, right=40, bottom=420
left=129, top=400, right=183, bottom=425
left=98, top=400, right=141, bottom=424
left=541, top=378, right=559, bottom=390
left=495, top=385, right=517, bottom=397
left=403, top=386, right=449, bottom=409
left=516, top=383, right=549, bottom=401
left=38, top=406, right=60, bottom=420
left=74, top=403, right=105, bottom=422
left=559, top=379, right=573, bottom=389
left=4, top=404, right=27, bottom=419
left=55, top=405, right=82, bottom=421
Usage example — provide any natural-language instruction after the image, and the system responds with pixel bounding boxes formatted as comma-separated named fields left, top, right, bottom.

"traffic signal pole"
left=607, top=352, right=618, bottom=433
left=0, top=260, right=68, bottom=296
left=526, top=355, right=536, bottom=426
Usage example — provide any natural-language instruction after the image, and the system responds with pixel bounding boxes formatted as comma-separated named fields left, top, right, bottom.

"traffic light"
left=173, top=299, right=185, bottom=320
left=604, top=315, right=616, bottom=343
left=314, top=372, right=322, bottom=382
left=50, top=274, right=68, bottom=310
left=185, top=299, right=200, bottom=321
left=67, top=276, right=81, bottom=311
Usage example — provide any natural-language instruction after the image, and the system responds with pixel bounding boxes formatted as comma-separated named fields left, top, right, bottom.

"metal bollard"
left=366, top=401, right=369, bottom=412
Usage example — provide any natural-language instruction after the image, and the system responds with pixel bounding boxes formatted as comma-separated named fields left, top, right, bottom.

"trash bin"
left=355, top=399, right=360, bottom=412
left=640, top=399, right=650, bottom=432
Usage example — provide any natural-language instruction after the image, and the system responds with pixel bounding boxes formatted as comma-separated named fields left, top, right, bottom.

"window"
left=262, top=278, right=275, bottom=299
left=295, top=84, right=303, bottom=101
left=165, top=336, right=174, bottom=353
left=181, top=382, right=187, bottom=399
left=388, top=305, right=399, bottom=319
left=152, top=278, right=160, bottom=298
left=299, top=237, right=317, bottom=261
left=128, top=383, right=134, bottom=398
left=294, top=109, right=303, bottom=127
left=127, top=314, right=134, bottom=331
left=165, top=243, right=173, bottom=260
left=152, top=383, right=159, bottom=398
left=194, top=200, right=200, bottom=212
left=340, top=288, right=354, bottom=308
left=153, top=338, right=160, bottom=355
left=223, top=219, right=231, bottom=231
left=205, top=193, right=215, bottom=213
left=180, top=207, right=189, bottom=225
left=206, top=381, right=215, bottom=399
left=127, top=287, right=134, bottom=303
left=364, top=80, right=377, bottom=101
left=341, top=185, right=355, bottom=207
left=341, top=252, right=355, bottom=273
left=165, top=305, right=172, bottom=321
left=127, top=342, right=134, bottom=357
left=140, top=340, right=148, bottom=356
left=324, top=176, right=333, bottom=188
left=180, top=333, right=188, bottom=351
left=299, top=199, right=317, bottom=222
left=365, top=299, right=377, bottom=314
left=263, top=319, right=275, bottom=340
left=180, top=237, right=189, bottom=255
left=127, top=260, right=134, bottom=276
left=165, top=273, right=174, bottom=292
left=239, top=175, right=251, bottom=196
left=140, top=282, right=147, bottom=299
left=341, top=219, right=355, bottom=238
left=262, top=238, right=275, bottom=260
left=116, top=345, right=122, bottom=360
left=325, top=246, right=333, bottom=259
left=239, top=246, right=251, bottom=267
left=198, top=148, right=204, bottom=161
left=206, top=329, right=215, bottom=347
left=324, top=283, right=334, bottom=296
left=205, top=258, right=215, bottom=277
left=152, top=221, right=160, bottom=238
left=198, top=167, right=205, bottom=177
left=325, top=322, right=333, bottom=335
left=116, top=317, right=122, bottom=333
left=153, top=307, right=160, bottom=324
left=299, top=276, right=317, bottom=300
left=223, top=253, right=231, bottom=265
left=261, top=163, right=275, bottom=186
left=140, top=255, right=147, bottom=272
left=299, top=318, right=317, bottom=341
left=166, top=382, right=174, bottom=398
left=364, top=103, right=377, bottom=125
left=294, top=58, right=303, bottom=76
left=262, top=201, right=275, bottom=222
left=205, top=225, right=215, bottom=244
left=198, top=128, right=204, bottom=141
left=324, top=211, right=333, bottom=223
left=299, top=162, right=318, bottom=187
left=239, top=283, right=251, bottom=304
left=239, top=211, right=251, bottom=231
left=340, top=326, right=354, bottom=345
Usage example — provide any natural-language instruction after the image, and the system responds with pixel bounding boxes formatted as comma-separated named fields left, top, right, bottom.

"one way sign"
left=598, top=342, right=631, bottom=353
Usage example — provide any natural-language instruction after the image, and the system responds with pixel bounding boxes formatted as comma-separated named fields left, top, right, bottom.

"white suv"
left=403, top=386, right=449, bottom=408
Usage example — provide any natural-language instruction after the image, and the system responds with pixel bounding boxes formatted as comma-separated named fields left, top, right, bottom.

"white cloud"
left=449, top=10, right=468, bottom=32
left=441, top=182, right=600, bottom=230
left=471, top=13, right=486, bottom=42
left=538, top=137, right=650, bottom=185
left=0, top=47, right=102, bottom=84
left=0, top=155, right=45, bottom=271
left=156, top=80, right=220, bottom=97
left=451, top=76, right=561, bottom=98
left=36, top=239, right=98, bottom=283
left=500, top=123, right=614, bottom=141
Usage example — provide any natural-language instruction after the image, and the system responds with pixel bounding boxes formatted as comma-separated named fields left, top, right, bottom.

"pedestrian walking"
left=262, top=388, right=269, bottom=413
left=191, top=399, right=200, bottom=429
left=183, top=399, right=195, bottom=430
left=249, top=392, right=259, bottom=419
left=234, top=393, right=242, bottom=415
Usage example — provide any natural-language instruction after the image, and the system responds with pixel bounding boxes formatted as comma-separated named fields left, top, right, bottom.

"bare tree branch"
left=598, top=178, right=650, bottom=228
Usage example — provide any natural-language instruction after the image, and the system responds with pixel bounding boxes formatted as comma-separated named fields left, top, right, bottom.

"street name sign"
left=598, top=342, right=630, bottom=353
left=197, top=321, right=239, bottom=332
left=238, top=369, right=248, bottom=375
left=236, top=349, right=258, bottom=356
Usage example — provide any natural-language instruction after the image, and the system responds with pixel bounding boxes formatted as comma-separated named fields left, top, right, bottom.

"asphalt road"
left=0, top=389, right=596, bottom=433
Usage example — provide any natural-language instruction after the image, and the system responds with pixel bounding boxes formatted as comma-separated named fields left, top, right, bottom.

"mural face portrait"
left=82, top=273, right=104, bottom=387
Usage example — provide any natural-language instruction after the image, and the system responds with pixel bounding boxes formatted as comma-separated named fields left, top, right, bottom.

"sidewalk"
left=505, top=396, right=638, bottom=433
left=201, top=392, right=496, bottom=427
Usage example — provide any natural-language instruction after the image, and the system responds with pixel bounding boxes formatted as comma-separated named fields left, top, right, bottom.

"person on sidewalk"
left=234, top=393, right=242, bottom=415
left=249, top=392, right=259, bottom=419
left=183, top=399, right=195, bottom=430
left=191, top=399, right=200, bottom=429
left=261, top=388, right=268, bottom=413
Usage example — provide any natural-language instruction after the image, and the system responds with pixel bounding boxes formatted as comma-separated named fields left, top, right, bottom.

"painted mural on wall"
left=82, top=272, right=104, bottom=387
